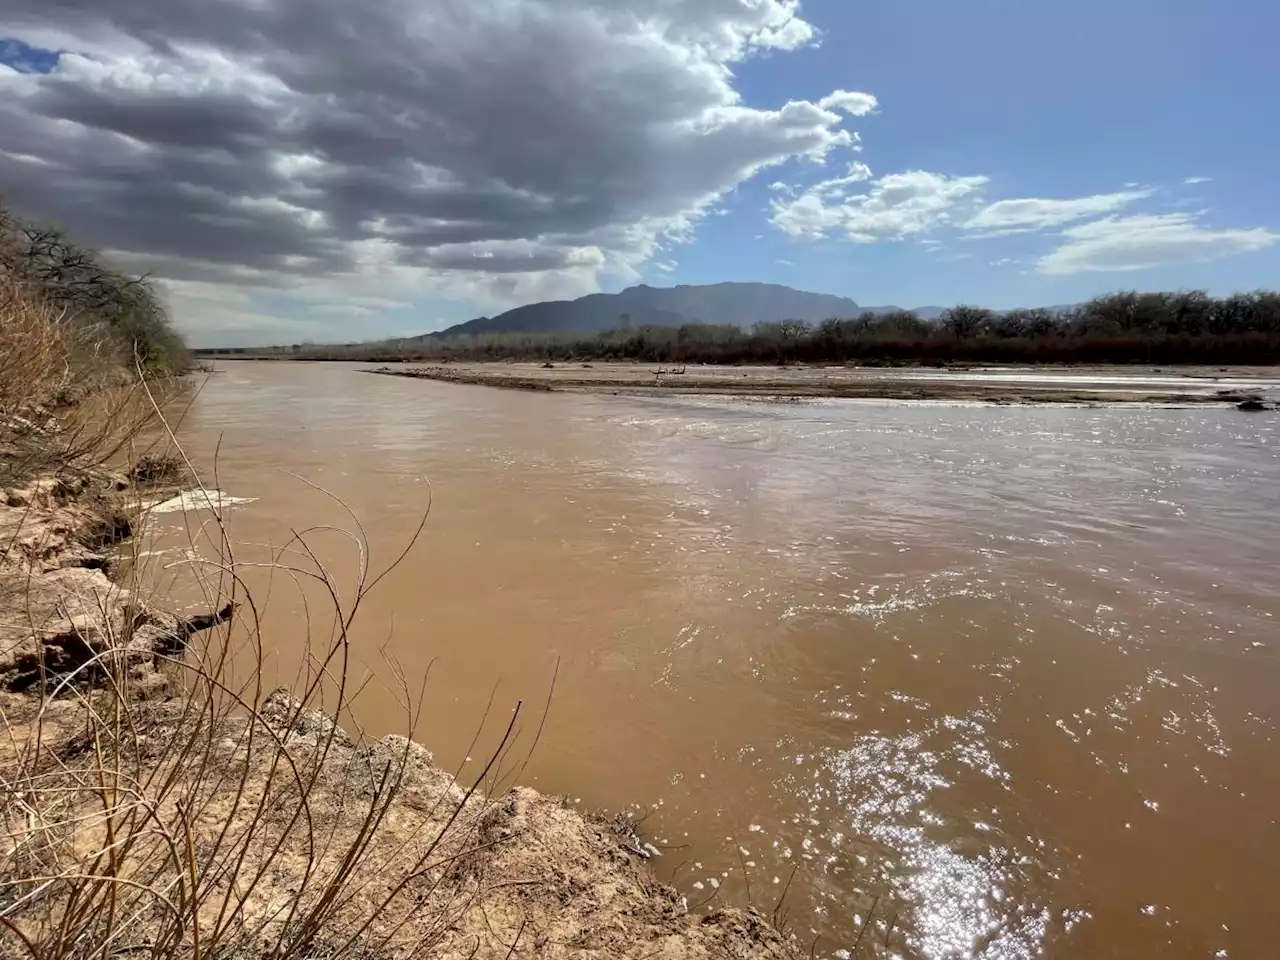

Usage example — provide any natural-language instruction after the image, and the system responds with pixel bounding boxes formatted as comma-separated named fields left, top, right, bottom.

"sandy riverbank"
left=365, top=361, right=1280, bottom=406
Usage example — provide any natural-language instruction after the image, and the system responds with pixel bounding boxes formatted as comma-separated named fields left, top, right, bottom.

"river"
left=151, top=361, right=1279, bottom=959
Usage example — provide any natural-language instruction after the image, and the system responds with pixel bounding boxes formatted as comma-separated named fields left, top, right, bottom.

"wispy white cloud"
left=1037, top=213, right=1279, bottom=275
left=1183, top=176, right=1213, bottom=185
left=965, top=189, right=1151, bottom=236
left=810, top=162, right=873, bottom=199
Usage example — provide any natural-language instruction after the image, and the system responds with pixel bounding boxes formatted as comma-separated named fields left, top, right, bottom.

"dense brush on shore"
left=213, top=290, right=1280, bottom=366
left=1, top=201, right=188, bottom=387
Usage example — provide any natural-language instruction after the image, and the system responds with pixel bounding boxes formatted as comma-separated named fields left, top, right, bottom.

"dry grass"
left=0, top=445, right=801, bottom=960
left=0, top=283, right=72, bottom=418
left=0, top=279, right=177, bottom=490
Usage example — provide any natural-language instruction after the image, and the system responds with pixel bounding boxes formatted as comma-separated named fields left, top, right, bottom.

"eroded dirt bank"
left=366, top=361, right=1280, bottom=405
left=0, top=470, right=796, bottom=959
left=0, top=470, right=234, bottom=696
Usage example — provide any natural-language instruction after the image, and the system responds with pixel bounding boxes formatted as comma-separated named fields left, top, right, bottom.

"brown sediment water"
left=149, top=361, right=1279, bottom=959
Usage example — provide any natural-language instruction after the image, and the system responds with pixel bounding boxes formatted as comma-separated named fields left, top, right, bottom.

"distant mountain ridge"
left=421, top=282, right=943, bottom=339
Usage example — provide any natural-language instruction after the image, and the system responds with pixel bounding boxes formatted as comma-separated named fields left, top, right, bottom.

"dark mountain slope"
left=431, top=282, right=863, bottom=337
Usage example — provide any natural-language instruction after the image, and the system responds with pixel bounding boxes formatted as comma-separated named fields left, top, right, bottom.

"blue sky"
left=673, top=0, right=1280, bottom=309
left=1, top=0, right=1277, bottom=344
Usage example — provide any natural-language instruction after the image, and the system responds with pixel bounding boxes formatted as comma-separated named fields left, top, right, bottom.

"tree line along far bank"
left=222, top=290, right=1280, bottom=366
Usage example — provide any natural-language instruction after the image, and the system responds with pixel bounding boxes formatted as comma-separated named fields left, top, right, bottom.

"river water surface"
left=157, top=362, right=1279, bottom=959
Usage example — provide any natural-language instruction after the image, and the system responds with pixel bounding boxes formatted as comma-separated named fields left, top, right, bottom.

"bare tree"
left=939, top=305, right=993, bottom=338
left=0, top=200, right=187, bottom=374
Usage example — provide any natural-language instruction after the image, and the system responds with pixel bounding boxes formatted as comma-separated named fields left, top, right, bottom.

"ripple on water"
left=781, top=567, right=997, bottom=627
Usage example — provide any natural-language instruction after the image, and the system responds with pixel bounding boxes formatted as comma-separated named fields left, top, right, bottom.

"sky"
left=1, top=0, right=1277, bottom=347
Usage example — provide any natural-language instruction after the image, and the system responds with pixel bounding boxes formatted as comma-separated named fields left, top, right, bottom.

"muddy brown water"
left=150, top=361, right=1279, bottom=959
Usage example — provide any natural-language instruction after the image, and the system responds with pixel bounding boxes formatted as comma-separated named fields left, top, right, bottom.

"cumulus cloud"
left=965, top=189, right=1152, bottom=236
left=771, top=169, right=988, bottom=242
left=0, top=0, right=861, bottom=340
left=817, top=90, right=879, bottom=117
left=1037, top=213, right=1279, bottom=275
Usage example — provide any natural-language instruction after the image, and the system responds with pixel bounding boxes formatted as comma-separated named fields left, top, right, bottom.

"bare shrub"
left=0, top=219, right=572, bottom=959
left=0, top=273, right=191, bottom=488
left=0, top=434, right=541, bottom=958
left=0, top=201, right=188, bottom=378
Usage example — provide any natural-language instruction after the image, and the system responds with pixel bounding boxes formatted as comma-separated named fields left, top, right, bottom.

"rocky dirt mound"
left=0, top=471, right=232, bottom=694
left=0, top=683, right=797, bottom=959
left=243, top=692, right=795, bottom=959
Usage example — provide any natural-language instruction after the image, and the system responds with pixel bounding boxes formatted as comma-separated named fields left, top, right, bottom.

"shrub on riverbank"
left=0, top=283, right=168, bottom=487
left=1, top=199, right=190, bottom=485
left=211, top=289, right=1280, bottom=366
left=0, top=201, right=189, bottom=379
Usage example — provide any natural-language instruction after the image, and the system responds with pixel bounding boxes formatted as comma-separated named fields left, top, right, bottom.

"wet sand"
left=365, top=361, right=1280, bottom=405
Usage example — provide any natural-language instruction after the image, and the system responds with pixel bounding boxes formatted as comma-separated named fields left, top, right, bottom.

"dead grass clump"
left=0, top=279, right=172, bottom=490
left=0, top=283, right=71, bottom=422
left=1, top=201, right=188, bottom=378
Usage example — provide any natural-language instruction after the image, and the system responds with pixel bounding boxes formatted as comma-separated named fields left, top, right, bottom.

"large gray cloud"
left=0, top=0, right=872, bottom=331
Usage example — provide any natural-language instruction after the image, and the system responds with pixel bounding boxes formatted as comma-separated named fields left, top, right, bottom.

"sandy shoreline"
left=363, top=361, right=1280, bottom=406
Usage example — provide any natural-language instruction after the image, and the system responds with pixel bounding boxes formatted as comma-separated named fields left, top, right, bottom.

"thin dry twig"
left=0, top=375, right=550, bottom=960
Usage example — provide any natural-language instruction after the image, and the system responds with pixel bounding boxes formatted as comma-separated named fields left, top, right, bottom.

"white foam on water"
left=144, top=489, right=258, bottom=514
